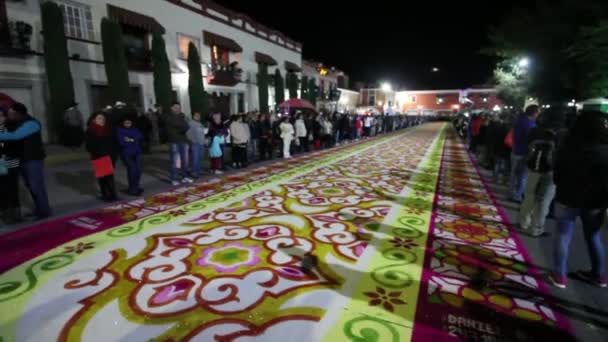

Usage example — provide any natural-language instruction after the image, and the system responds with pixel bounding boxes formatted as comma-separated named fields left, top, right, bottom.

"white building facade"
left=1, top=0, right=302, bottom=141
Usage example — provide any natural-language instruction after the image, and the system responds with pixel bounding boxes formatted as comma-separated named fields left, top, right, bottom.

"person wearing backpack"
left=510, top=105, right=540, bottom=203
left=550, top=110, right=608, bottom=289
left=518, top=108, right=567, bottom=237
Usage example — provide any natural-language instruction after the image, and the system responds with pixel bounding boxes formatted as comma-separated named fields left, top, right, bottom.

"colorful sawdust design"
left=0, top=125, right=438, bottom=341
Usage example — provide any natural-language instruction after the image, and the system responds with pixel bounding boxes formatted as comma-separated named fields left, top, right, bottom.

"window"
left=177, top=33, right=199, bottom=60
left=211, top=45, right=230, bottom=67
left=368, top=95, right=376, bottom=107
left=121, top=24, right=150, bottom=70
left=56, top=0, right=94, bottom=40
left=409, top=95, right=417, bottom=103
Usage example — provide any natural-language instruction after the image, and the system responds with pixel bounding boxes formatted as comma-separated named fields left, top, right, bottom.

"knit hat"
left=10, top=102, right=28, bottom=115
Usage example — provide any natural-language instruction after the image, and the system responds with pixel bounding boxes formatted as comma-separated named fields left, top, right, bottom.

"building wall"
left=1, top=0, right=302, bottom=141
left=396, top=89, right=502, bottom=114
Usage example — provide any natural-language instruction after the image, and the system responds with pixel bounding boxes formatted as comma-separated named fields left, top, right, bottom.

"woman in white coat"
left=279, top=116, right=294, bottom=159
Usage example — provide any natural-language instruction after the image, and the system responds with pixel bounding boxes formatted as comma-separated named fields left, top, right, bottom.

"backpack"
left=526, top=130, right=556, bottom=173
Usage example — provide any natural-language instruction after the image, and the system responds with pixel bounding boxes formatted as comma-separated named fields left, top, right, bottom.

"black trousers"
left=259, top=138, right=273, bottom=160
left=0, top=167, right=20, bottom=211
left=98, top=175, right=117, bottom=200
left=299, top=137, right=309, bottom=152
left=232, top=144, right=247, bottom=168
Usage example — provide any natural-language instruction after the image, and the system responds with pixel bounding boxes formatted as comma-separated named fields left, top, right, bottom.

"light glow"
left=519, top=57, right=530, bottom=67
left=381, top=83, right=392, bottom=92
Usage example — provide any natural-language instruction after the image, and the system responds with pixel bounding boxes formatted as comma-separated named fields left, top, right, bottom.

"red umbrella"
left=0, top=92, right=15, bottom=110
left=278, top=98, right=317, bottom=112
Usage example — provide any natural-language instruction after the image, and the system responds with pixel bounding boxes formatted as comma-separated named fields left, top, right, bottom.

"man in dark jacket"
left=489, top=114, right=510, bottom=183
left=510, top=105, right=540, bottom=202
left=550, top=110, right=608, bottom=289
left=518, top=108, right=567, bottom=237
left=163, top=102, right=192, bottom=186
left=0, top=103, right=51, bottom=219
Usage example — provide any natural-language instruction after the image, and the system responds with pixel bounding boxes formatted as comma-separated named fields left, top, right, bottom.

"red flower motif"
left=391, top=237, right=419, bottom=250
left=169, top=210, right=186, bottom=217
left=363, top=287, right=406, bottom=312
left=64, top=242, right=95, bottom=254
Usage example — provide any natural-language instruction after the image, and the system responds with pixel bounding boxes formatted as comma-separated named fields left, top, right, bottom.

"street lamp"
left=518, top=57, right=530, bottom=68
left=432, top=67, right=440, bottom=72
left=381, top=82, right=392, bottom=92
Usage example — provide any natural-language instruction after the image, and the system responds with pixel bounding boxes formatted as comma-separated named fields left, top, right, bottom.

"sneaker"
left=182, top=177, right=194, bottom=184
left=548, top=273, right=567, bottom=289
left=576, top=270, right=608, bottom=288
left=171, top=180, right=180, bottom=186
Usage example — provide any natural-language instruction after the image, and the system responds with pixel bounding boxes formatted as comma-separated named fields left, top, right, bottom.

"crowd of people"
left=0, top=100, right=427, bottom=225
left=455, top=105, right=607, bottom=289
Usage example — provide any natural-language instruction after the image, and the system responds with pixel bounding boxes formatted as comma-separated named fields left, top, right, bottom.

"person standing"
left=322, top=116, right=333, bottom=148
left=163, top=102, right=193, bottom=186
left=490, top=114, right=511, bottom=183
left=510, top=105, right=540, bottom=203
left=519, top=108, right=567, bottom=237
left=295, top=113, right=308, bottom=153
left=258, top=113, right=273, bottom=160
left=364, top=115, right=373, bottom=137
left=135, top=109, right=152, bottom=153
left=248, top=113, right=259, bottom=162
left=230, top=115, right=250, bottom=169
left=550, top=110, right=608, bottom=288
left=0, top=103, right=51, bottom=219
left=62, top=102, right=84, bottom=148
left=187, top=112, right=206, bottom=179
left=208, top=113, right=228, bottom=171
left=85, top=112, right=117, bottom=202
left=0, top=107, right=22, bottom=223
left=279, top=116, right=294, bottom=159
left=209, top=131, right=225, bottom=175
left=117, top=116, right=144, bottom=196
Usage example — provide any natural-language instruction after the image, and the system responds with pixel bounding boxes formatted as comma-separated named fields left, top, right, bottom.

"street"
left=1, top=123, right=605, bottom=341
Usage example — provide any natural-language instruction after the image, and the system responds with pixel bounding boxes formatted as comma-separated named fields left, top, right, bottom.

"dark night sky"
left=217, top=0, right=528, bottom=90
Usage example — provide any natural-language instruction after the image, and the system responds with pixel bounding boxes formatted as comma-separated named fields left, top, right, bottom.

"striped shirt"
left=0, top=125, right=20, bottom=169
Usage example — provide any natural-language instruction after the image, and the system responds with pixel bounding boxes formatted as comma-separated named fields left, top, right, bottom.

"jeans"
left=169, top=143, right=189, bottom=181
left=554, top=203, right=606, bottom=278
left=249, top=139, right=258, bottom=161
left=122, top=153, right=142, bottom=193
left=21, top=159, right=51, bottom=217
left=519, top=171, right=556, bottom=232
left=510, top=154, right=528, bottom=201
left=493, top=156, right=508, bottom=180
left=191, top=143, right=204, bottom=178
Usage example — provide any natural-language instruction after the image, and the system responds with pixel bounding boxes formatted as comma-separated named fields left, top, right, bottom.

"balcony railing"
left=208, top=63, right=242, bottom=87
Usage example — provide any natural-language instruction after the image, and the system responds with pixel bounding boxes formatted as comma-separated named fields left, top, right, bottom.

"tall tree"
left=308, top=78, right=317, bottom=106
left=41, top=1, right=75, bottom=137
left=485, top=0, right=608, bottom=101
left=569, top=21, right=608, bottom=98
left=151, top=32, right=173, bottom=114
left=493, top=58, right=531, bottom=109
left=257, top=63, right=269, bottom=113
left=101, top=18, right=130, bottom=104
left=187, top=42, right=207, bottom=118
left=300, top=75, right=308, bottom=101
left=274, top=69, right=285, bottom=107
left=287, top=72, right=298, bottom=99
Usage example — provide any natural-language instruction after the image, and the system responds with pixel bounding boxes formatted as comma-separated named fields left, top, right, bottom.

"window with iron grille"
left=55, top=0, right=94, bottom=40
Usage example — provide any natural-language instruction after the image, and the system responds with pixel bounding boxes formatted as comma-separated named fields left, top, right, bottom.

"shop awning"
left=255, top=52, right=277, bottom=66
left=285, top=61, right=301, bottom=72
left=203, top=31, right=243, bottom=52
left=107, top=5, right=165, bottom=34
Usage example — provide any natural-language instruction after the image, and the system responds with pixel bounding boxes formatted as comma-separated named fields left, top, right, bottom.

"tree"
left=187, top=42, right=207, bottom=118
left=274, top=69, right=285, bottom=107
left=257, top=63, right=269, bottom=113
left=151, top=32, right=173, bottom=115
left=493, top=58, right=531, bottom=109
left=41, top=1, right=75, bottom=138
left=300, top=75, right=308, bottom=101
left=287, top=72, right=298, bottom=99
left=101, top=18, right=130, bottom=104
left=308, top=78, right=317, bottom=106
left=485, top=0, right=608, bottom=102
left=569, top=21, right=608, bottom=98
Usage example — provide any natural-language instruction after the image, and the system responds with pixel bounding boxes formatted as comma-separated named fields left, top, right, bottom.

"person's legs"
left=191, top=143, right=202, bottom=178
left=519, top=171, right=540, bottom=230
left=510, top=154, right=527, bottom=201
left=580, top=208, right=607, bottom=279
left=282, top=138, right=291, bottom=158
left=179, top=143, right=189, bottom=178
left=134, top=153, right=142, bottom=191
left=169, top=143, right=180, bottom=182
left=553, top=204, right=578, bottom=279
left=123, top=153, right=138, bottom=194
left=531, top=173, right=557, bottom=234
left=21, top=160, right=51, bottom=218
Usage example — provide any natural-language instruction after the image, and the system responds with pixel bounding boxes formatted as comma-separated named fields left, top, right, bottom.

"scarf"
left=89, top=122, right=110, bottom=137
